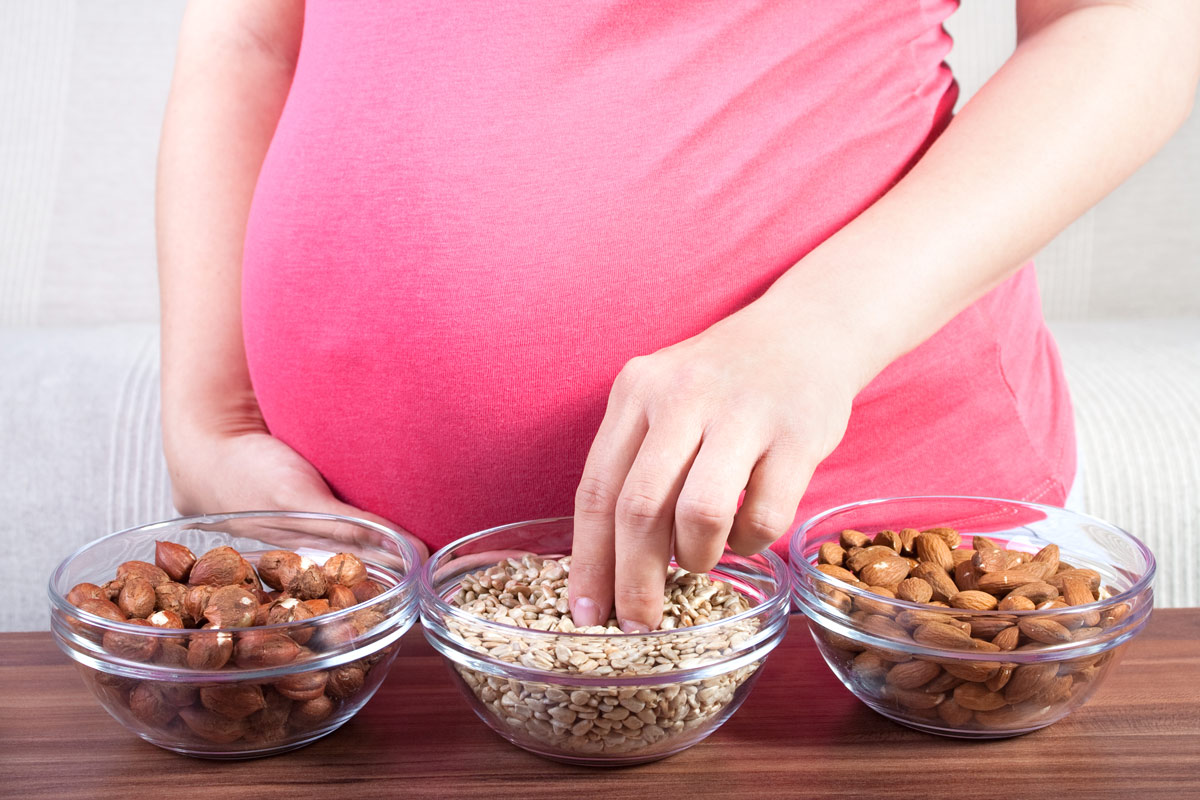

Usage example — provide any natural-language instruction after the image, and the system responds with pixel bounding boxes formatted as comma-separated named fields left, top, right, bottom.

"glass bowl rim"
left=787, top=495, right=1157, bottom=619
left=47, top=510, right=423, bottom=636
left=419, top=515, right=792, bottom=642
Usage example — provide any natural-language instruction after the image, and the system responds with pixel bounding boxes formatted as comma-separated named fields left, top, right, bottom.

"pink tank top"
left=243, top=0, right=1075, bottom=553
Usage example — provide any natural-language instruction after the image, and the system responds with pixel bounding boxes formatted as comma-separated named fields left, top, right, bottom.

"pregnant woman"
left=157, top=2, right=1200, bottom=632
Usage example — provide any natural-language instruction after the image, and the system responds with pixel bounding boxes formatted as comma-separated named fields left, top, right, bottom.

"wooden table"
left=3, top=610, right=1198, bottom=799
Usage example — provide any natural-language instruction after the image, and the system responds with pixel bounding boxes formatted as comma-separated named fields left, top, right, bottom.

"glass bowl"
left=419, top=517, right=791, bottom=766
left=48, top=511, right=422, bottom=758
left=789, top=496, right=1155, bottom=738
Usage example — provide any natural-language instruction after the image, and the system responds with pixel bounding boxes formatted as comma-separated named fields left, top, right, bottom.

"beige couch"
left=2, top=2, right=1197, bottom=630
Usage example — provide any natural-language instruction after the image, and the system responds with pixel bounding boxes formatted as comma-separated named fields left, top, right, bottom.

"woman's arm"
left=157, top=1, right=426, bottom=554
left=158, top=0, right=300, bottom=477
left=569, top=0, right=1200, bottom=631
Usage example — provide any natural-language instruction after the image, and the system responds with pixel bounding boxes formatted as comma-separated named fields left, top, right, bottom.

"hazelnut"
left=118, top=575, right=156, bottom=619
left=102, top=619, right=160, bottom=662
left=184, top=584, right=216, bottom=622
left=100, top=577, right=125, bottom=602
left=189, top=546, right=248, bottom=587
left=233, top=630, right=301, bottom=668
left=351, top=579, right=386, bottom=604
left=156, top=680, right=200, bottom=708
left=266, top=598, right=315, bottom=645
left=154, top=581, right=190, bottom=622
left=65, top=582, right=105, bottom=607
left=288, top=565, right=327, bottom=600
left=322, top=553, right=368, bottom=587
left=289, top=694, right=334, bottom=729
left=156, top=641, right=190, bottom=669
left=128, top=682, right=177, bottom=728
left=274, top=670, right=328, bottom=701
left=256, top=550, right=303, bottom=592
left=178, top=707, right=245, bottom=743
left=202, top=586, right=258, bottom=628
left=200, top=683, right=267, bottom=720
left=76, top=597, right=127, bottom=623
left=326, top=664, right=365, bottom=699
left=311, top=619, right=359, bottom=652
left=187, top=628, right=233, bottom=670
left=301, top=598, right=331, bottom=617
left=116, top=560, right=170, bottom=587
left=154, top=540, right=196, bottom=583
left=245, top=688, right=293, bottom=738
left=240, top=558, right=264, bottom=592
left=327, top=583, right=357, bottom=611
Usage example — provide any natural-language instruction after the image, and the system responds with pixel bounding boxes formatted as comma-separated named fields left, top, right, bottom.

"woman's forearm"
left=759, top=0, right=1200, bottom=388
left=156, top=0, right=303, bottom=453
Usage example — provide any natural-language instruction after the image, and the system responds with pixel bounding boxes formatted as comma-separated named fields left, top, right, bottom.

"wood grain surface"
left=3, top=610, right=1198, bottom=799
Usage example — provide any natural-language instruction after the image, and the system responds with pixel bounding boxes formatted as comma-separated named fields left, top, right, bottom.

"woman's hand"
left=569, top=297, right=864, bottom=632
left=167, top=419, right=430, bottom=560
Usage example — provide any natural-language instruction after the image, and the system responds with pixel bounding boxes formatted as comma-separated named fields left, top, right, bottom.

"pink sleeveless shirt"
left=243, top=0, right=1075, bottom=553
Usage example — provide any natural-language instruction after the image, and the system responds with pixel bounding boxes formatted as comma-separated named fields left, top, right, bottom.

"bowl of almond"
left=48, top=511, right=421, bottom=758
left=788, top=496, right=1155, bottom=738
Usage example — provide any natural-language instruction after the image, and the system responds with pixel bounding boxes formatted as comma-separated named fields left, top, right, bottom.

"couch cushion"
left=1051, top=318, right=1200, bottom=609
left=0, top=324, right=172, bottom=631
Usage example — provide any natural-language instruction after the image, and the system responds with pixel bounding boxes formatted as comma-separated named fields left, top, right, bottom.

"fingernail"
left=619, top=618, right=651, bottom=635
left=571, top=597, right=603, bottom=627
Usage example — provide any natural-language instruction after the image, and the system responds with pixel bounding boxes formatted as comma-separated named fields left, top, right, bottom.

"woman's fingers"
left=610, top=418, right=702, bottom=632
left=728, top=445, right=814, bottom=556
left=570, top=385, right=649, bottom=628
left=672, top=424, right=763, bottom=574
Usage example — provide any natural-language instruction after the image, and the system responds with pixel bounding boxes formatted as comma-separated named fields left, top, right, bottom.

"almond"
left=985, top=664, right=1015, bottom=692
left=886, top=660, right=942, bottom=690
left=971, top=547, right=1009, bottom=574
left=154, top=541, right=196, bottom=583
left=967, top=616, right=1017, bottom=639
left=976, top=569, right=1043, bottom=595
left=858, top=557, right=910, bottom=588
left=815, top=563, right=858, bottom=584
left=1003, top=581, right=1059, bottom=605
left=912, top=622, right=975, bottom=650
left=861, top=613, right=909, bottom=642
left=896, top=578, right=933, bottom=604
left=936, top=698, right=973, bottom=726
left=953, top=560, right=980, bottom=592
left=1030, top=543, right=1060, bottom=573
left=853, top=586, right=898, bottom=617
left=872, top=529, right=903, bottom=552
left=899, top=528, right=922, bottom=555
left=1099, top=602, right=1131, bottom=629
left=1018, top=617, right=1073, bottom=645
left=1047, top=568, right=1101, bottom=594
left=949, top=590, right=998, bottom=611
left=942, top=658, right=1001, bottom=683
left=915, top=533, right=954, bottom=573
left=1059, top=575, right=1096, bottom=607
left=911, top=562, right=959, bottom=603
left=998, top=594, right=1036, bottom=612
left=992, top=626, right=1020, bottom=651
left=924, top=670, right=965, bottom=694
left=953, top=682, right=1008, bottom=712
left=951, top=548, right=975, bottom=566
left=817, top=542, right=846, bottom=567
left=846, top=545, right=903, bottom=573
left=973, top=535, right=1000, bottom=553
left=924, top=527, right=962, bottom=549
left=839, top=529, right=871, bottom=549
left=1003, top=662, right=1059, bottom=703
left=884, top=685, right=944, bottom=710
left=896, top=609, right=968, bottom=632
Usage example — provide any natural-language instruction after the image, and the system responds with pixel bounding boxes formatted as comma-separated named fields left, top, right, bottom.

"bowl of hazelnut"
left=789, top=496, right=1155, bottom=738
left=48, top=511, right=422, bottom=758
